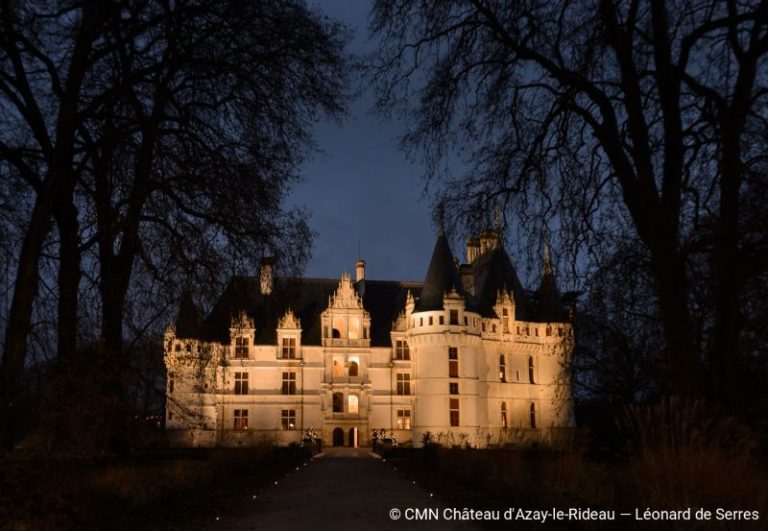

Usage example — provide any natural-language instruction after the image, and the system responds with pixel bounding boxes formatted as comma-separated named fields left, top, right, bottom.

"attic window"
left=234, top=337, right=248, bottom=358
left=281, top=337, right=296, bottom=359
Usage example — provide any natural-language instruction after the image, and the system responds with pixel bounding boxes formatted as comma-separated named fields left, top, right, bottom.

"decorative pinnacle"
left=437, top=202, right=445, bottom=235
left=543, top=230, right=553, bottom=275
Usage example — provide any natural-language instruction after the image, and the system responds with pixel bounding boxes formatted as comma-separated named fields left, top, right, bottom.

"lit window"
left=282, top=371, right=296, bottom=395
left=528, top=356, right=535, bottom=384
left=348, top=395, right=359, bottom=414
left=281, top=409, right=296, bottom=430
left=448, top=347, right=458, bottom=378
left=281, top=337, right=296, bottom=358
left=396, top=373, right=411, bottom=395
left=499, top=354, right=506, bottom=382
left=234, top=409, right=248, bottom=430
left=449, top=382, right=458, bottom=395
left=450, top=309, right=459, bottom=325
left=530, top=403, right=537, bottom=429
left=397, top=409, right=411, bottom=430
left=449, top=398, right=460, bottom=426
left=234, top=337, right=248, bottom=358
left=501, top=402, right=508, bottom=428
left=234, top=371, right=248, bottom=395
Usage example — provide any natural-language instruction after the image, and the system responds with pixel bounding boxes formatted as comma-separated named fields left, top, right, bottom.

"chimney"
left=466, top=237, right=480, bottom=263
left=355, top=259, right=366, bottom=297
left=259, top=257, right=274, bottom=295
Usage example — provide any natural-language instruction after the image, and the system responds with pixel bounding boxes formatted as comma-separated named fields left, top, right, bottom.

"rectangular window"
left=282, top=371, right=296, bottom=395
left=499, top=355, right=507, bottom=383
left=396, top=373, right=411, bottom=395
left=397, top=409, right=411, bottom=430
left=429, top=316, right=433, bottom=325
left=168, top=372, right=175, bottom=394
left=482, top=322, right=486, bottom=332
left=528, top=356, right=535, bottom=384
left=463, top=316, right=467, bottom=325
left=281, top=337, right=296, bottom=359
left=449, top=309, right=459, bottom=325
left=449, top=398, right=460, bottom=426
left=234, top=409, right=248, bottom=430
left=395, top=340, right=410, bottom=360
left=420, top=317, right=423, bottom=326
left=439, top=315, right=444, bottom=325
left=234, top=337, right=248, bottom=358
left=448, top=347, right=458, bottom=378
left=234, top=371, right=249, bottom=395
left=449, top=382, right=459, bottom=395
left=281, top=409, right=296, bottom=430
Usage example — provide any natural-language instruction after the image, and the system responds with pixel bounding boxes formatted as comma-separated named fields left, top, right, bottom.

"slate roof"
left=175, top=234, right=571, bottom=346
left=181, top=276, right=422, bottom=347
left=415, top=232, right=464, bottom=312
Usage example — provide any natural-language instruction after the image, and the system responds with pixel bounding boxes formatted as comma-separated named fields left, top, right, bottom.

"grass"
left=0, top=444, right=307, bottom=530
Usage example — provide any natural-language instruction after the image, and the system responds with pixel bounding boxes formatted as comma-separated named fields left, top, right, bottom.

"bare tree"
left=0, top=0, right=347, bottom=451
left=369, top=0, right=768, bottom=406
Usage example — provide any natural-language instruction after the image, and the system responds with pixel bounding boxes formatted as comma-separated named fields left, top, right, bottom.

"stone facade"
left=164, top=229, right=574, bottom=448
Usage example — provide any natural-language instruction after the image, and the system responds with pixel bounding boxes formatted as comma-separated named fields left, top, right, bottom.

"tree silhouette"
left=369, top=0, right=768, bottom=407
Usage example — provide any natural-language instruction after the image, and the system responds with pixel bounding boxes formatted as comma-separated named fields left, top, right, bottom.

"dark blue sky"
left=288, top=1, right=435, bottom=283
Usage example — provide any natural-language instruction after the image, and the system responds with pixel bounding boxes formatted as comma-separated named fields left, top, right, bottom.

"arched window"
left=348, top=395, right=359, bottom=414
left=529, top=402, right=537, bottom=429
left=348, top=360, right=359, bottom=377
left=332, top=328, right=341, bottom=338
left=528, top=356, right=535, bottom=384
left=332, top=392, right=343, bottom=413
left=499, top=354, right=506, bottom=382
left=501, top=402, right=507, bottom=429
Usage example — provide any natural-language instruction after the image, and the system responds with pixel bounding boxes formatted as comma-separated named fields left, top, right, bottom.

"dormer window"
left=281, top=337, right=296, bottom=359
left=234, top=337, right=248, bottom=358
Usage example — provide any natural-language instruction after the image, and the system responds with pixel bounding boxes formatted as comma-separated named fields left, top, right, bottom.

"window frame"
left=234, top=371, right=249, bottom=395
left=281, top=371, right=297, bottom=395
left=281, top=409, right=296, bottom=430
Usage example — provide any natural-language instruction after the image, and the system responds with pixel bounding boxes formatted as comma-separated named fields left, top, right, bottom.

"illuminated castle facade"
left=164, top=228, right=574, bottom=448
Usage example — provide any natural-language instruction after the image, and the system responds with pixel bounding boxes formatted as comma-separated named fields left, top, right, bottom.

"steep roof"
left=198, top=276, right=422, bottom=347
left=470, top=245, right=532, bottom=320
left=535, top=265, right=568, bottom=322
left=415, top=232, right=463, bottom=312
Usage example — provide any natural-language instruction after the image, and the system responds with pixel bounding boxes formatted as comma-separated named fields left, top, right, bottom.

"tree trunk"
left=0, top=195, right=52, bottom=451
left=646, top=227, right=708, bottom=398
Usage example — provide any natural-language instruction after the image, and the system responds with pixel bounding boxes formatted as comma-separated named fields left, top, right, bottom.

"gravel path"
left=208, top=447, right=480, bottom=531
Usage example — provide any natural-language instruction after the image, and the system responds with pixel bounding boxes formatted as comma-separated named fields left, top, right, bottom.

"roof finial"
left=437, top=202, right=445, bottom=235
left=543, top=229, right=553, bottom=275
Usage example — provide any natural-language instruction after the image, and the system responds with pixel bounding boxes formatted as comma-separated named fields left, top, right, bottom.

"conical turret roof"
left=415, top=232, right=463, bottom=312
left=536, top=245, right=567, bottom=321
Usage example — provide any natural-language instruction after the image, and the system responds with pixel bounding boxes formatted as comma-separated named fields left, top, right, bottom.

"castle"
left=164, top=226, right=574, bottom=448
